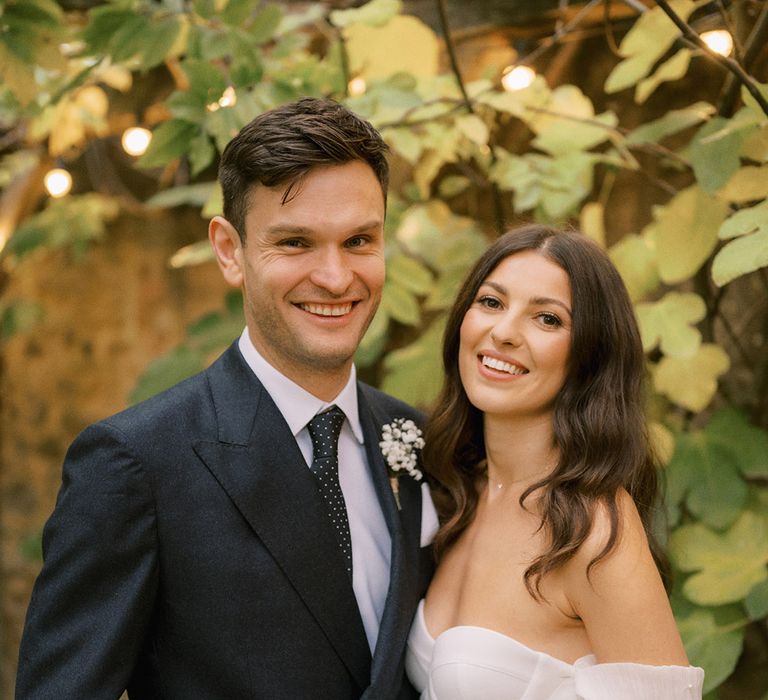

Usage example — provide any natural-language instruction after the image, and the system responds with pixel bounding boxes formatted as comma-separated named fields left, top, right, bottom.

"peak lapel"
left=193, top=345, right=370, bottom=690
left=358, top=387, right=423, bottom=698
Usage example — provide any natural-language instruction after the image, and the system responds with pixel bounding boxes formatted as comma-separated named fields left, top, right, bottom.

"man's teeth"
left=300, top=303, right=352, bottom=316
left=481, top=356, right=528, bottom=375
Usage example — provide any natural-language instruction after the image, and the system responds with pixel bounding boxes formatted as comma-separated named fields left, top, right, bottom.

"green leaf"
left=604, top=0, right=694, bottom=93
left=247, top=4, right=283, bottom=43
left=81, top=6, right=137, bottom=55
left=355, top=305, right=390, bottom=367
left=705, top=408, right=768, bottom=478
left=0, top=301, right=44, bottom=341
left=456, top=114, right=489, bottom=146
left=476, top=76, right=551, bottom=119
left=438, top=175, right=471, bottom=198
left=718, top=165, right=768, bottom=203
left=666, top=431, right=747, bottom=530
left=188, top=132, right=216, bottom=176
left=394, top=200, right=486, bottom=273
left=138, top=120, right=199, bottom=169
left=381, top=282, right=420, bottom=326
left=382, top=316, right=446, bottom=407
left=330, top=0, right=402, bottom=28
left=387, top=253, right=434, bottom=296
left=626, top=102, right=715, bottom=145
left=646, top=185, right=728, bottom=284
left=384, top=127, right=423, bottom=164
left=110, top=15, right=151, bottom=64
left=740, top=81, right=768, bottom=123
left=719, top=200, right=768, bottom=240
left=130, top=346, right=205, bottom=404
left=741, top=124, right=768, bottom=162
left=690, top=117, right=745, bottom=193
left=6, top=194, right=119, bottom=259
left=221, top=0, right=255, bottom=26
left=138, top=16, right=183, bottom=69
left=676, top=607, right=745, bottom=693
left=635, top=48, right=691, bottom=104
left=653, top=343, right=730, bottom=412
left=711, top=228, right=768, bottom=287
left=608, top=233, right=660, bottom=301
left=671, top=511, right=768, bottom=605
left=635, top=292, right=705, bottom=356
left=746, top=579, right=768, bottom=620
left=146, top=182, right=217, bottom=209
left=169, top=240, right=215, bottom=269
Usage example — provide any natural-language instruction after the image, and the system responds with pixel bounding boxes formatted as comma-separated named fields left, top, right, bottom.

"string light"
left=121, top=127, right=152, bottom=156
left=700, top=29, right=733, bottom=57
left=501, top=65, right=536, bottom=92
left=207, top=86, right=237, bottom=112
left=44, top=168, right=72, bottom=198
left=348, top=77, right=367, bottom=96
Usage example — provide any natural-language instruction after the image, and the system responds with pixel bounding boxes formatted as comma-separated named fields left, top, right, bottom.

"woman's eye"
left=478, top=295, right=502, bottom=309
left=538, top=312, right=562, bottom=327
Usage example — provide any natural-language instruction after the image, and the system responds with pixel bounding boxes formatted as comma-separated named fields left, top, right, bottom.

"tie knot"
left=307, top=406, right=345, bottom=461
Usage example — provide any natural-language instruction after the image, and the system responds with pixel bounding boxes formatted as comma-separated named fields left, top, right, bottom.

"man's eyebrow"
left=264, top=220, right=384, bottom=237
left=480, top=281, right=572, bottom=318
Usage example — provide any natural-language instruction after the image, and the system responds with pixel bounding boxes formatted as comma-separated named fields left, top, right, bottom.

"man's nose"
left=308, top=248, right=354, bottom=295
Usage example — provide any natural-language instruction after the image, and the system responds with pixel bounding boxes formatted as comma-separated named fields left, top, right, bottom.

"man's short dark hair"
left=218, top=97, right=389, bottom=240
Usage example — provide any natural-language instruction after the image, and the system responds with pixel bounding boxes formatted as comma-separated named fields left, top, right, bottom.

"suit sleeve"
left=16, top=421, right=158, bottom=700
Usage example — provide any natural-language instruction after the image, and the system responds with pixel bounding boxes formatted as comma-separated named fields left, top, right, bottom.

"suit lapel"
left=192, top=345, right=370, bottom=691
left=358, top=387, right=423, bottom=697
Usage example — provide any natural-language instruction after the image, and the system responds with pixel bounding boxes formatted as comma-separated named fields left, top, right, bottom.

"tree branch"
left=654, top=0, right=768, bottom=118
left=718, top=0, right=768, bottom=116
left=434, top=0, right=506, bottom=235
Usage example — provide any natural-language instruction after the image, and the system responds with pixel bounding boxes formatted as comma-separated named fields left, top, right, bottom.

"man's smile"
left=297, top=302, right=355, bottom=317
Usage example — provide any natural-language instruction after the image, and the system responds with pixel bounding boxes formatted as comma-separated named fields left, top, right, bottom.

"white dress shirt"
left=238, top=329, right=391, bottom=652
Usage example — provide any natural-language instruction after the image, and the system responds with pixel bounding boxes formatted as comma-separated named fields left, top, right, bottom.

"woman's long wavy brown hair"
left=425, top=224, right=667, bottom=598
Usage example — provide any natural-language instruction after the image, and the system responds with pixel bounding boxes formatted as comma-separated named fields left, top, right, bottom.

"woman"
left=406, top=225, right=704, bottom=699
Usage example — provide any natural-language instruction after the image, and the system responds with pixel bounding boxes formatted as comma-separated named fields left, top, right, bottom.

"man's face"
left=212, top=161, right=386, bottom=395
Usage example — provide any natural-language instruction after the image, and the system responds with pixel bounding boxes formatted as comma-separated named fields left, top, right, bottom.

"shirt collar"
left=237, top=328, right=364, bottom=443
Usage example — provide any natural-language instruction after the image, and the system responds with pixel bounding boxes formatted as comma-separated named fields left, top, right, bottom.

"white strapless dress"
left=406, top=600, right=704, bottom=699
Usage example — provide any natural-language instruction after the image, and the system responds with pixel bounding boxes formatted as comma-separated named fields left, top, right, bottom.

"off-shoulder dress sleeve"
left=574, top=659, right=704, bottom=699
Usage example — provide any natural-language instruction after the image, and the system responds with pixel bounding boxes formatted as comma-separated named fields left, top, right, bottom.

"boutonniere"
left=379, top=418, right=424, bottom=510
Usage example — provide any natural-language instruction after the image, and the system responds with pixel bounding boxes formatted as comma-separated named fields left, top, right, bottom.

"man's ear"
left=209, top=216, right=244, bottom=288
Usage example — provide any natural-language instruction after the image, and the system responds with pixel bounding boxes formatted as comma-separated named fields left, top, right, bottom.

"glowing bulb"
left=701, top=30, right=733, bottom=56
left=121, top=127, right=152, bottom=156
left=207, top=86, right=237, bottom=112
left=501, top=65, right=536, bottom=92
left=218, top=86, right=237, bottom=108
left=44, top=168, right=72, bottom=198
left=348, top=77, right=367, bottom=96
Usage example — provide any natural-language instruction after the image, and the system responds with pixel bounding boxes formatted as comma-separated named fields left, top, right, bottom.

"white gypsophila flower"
left=379, top=418, right=424, bottom=481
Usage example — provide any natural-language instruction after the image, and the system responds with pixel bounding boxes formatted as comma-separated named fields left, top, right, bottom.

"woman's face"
left=458, top=250, right=572, bottom=421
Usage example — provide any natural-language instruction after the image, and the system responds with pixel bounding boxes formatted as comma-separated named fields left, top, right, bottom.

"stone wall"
left=0, top=209, right=230, bottom=694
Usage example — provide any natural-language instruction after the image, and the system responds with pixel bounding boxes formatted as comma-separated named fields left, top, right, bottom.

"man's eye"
left=346, top=236, right=367, bottom=248
left=280, top=239, right=305, bottom=248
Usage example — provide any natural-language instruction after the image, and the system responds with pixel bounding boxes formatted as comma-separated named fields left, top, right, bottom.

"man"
left=17, top=98, right=437, bottom=699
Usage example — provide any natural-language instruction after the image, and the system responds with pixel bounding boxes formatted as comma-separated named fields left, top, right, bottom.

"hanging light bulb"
left=44, top=168, right=73, bottom=198
left=501, top=65, right=536, bottom=92
left=348, top=77, right=367, bottom=96
left=121, top=127, right=152, bottom=156
left=207, top=86, right=237, bottom=112
left=700, top=29, right=733, bottom=57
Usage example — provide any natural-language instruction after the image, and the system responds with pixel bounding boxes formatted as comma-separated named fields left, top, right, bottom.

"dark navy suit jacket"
left=17, top=343, right=432, bottom=699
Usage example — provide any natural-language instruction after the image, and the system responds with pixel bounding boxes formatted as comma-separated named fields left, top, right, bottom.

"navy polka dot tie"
left=307, top=406, right=352, bottom=579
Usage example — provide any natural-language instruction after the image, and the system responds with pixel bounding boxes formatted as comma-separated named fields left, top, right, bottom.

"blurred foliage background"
left=0, top=0, right=767, bottom=696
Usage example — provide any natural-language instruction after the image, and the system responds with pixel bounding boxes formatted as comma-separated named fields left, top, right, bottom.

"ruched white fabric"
left=406, top=600, right=704, bottom=699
